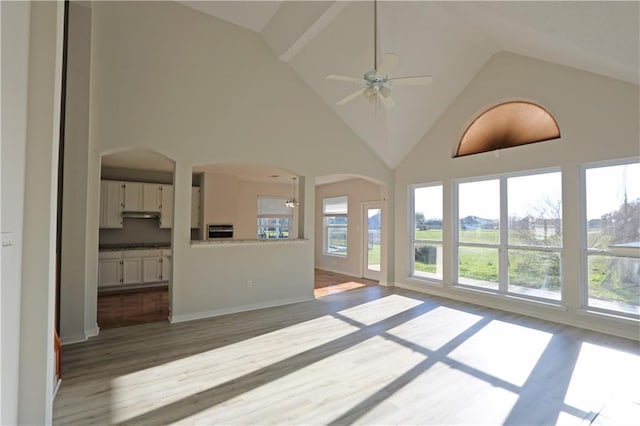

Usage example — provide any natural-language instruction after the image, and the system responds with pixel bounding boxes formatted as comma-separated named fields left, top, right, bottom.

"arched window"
left=455, top=101, right=560, bottom=158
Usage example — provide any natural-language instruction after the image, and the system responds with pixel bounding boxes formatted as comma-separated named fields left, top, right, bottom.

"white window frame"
left=453, top=168, right=563, bottom=303
left=257, top=196, right=292, bottom=240
left=323, top=195, right=348, bottom=257
left=580, top=157, right=640, bottom=318
left=409, top=182, right=444, bottom=283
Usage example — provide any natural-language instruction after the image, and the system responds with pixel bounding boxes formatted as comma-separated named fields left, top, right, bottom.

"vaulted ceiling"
left=178, top=1, right=639, bottom=169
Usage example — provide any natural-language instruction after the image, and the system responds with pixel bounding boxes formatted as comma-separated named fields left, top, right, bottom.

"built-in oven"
left=208, top=224, right=234, bottom=239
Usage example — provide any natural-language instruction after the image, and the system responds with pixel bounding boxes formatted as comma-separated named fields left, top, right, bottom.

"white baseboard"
left=315, top=266, right=362, bottom=279
left=394, top=281, right=640, bottom=341
left=52, top=378, right=62, bottom=399
left=61, top=324, right=99, bottom=346
left=170, top=296, right=313, bottom=324
left=61, top=333, right=88, bottom=345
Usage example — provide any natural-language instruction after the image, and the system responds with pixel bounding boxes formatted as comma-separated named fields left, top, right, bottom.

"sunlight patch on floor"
left=563, top=341, right=640, bottom=415
left=447, top=320, right=553, bottom=387
left=175, top=335, right=427, bottom=425
left=337, top=294, right=424, bottom=325
left=109, top=314, right=360, bottom=424
left=386, top=306, right=484, bottom=351
left=374, top=361, right=519, bottom=425
left=314, top=281, right=365, bottom=297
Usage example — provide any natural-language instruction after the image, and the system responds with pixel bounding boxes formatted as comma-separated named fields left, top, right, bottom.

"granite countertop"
left=191, top=238, right=308, bottom=247
left=99, top=242, right=171, bottom=251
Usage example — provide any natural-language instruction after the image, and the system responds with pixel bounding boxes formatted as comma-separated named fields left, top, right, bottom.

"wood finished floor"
left=98, top=286, right=169, bottom=329
left=97, top=270, right=375, bottom=330
left=55, top=284, right=640, bottom=425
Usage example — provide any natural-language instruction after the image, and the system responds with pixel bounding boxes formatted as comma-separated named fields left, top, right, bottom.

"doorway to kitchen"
left=97, top=149, right=176, bottom=329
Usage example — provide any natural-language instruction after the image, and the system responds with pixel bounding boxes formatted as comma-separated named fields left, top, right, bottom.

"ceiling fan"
left=326, top=0, right=432, bottom=109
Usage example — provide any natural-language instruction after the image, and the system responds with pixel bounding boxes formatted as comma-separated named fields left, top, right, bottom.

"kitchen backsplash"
left=99, top=218, right=171, bottom=245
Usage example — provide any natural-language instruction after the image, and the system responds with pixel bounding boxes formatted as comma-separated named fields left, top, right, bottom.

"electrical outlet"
left=247, top=280, right=253, bottom=288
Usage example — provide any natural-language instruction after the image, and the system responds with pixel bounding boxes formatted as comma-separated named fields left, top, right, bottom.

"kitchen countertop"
left=99, top=242, right=171, bottom=251
left=191, top=238, right=308, bottom=247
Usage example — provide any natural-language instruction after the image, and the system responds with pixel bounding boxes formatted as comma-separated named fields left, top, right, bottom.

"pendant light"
left=285, top=177, right=299, bottom=208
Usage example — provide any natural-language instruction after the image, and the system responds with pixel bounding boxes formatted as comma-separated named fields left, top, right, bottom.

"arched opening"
left=96, top=148, right=175, bottom=329
left=314, top=174, right=386, bottom=297
left=455, top=101, right=560, bottom=157
left=190, top=163, right=303, bottom=242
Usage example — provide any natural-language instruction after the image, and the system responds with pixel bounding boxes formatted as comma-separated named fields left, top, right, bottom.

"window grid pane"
left=585, top=162, right=640, bottom=316
left=508, top=249, right=561, bottom=300
left=507, top=172, right=562, bottom=247
left=459, top=180, right=500, bottom=244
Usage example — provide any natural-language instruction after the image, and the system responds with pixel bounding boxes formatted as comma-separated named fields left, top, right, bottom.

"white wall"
left=73, top=1, right=392, bottom=330
left=315, top=178, right=383, bottom=278
left=0, top=1, right=65, bottom=423
left=60, top=1, right=91, bottom=343
left=1, top=2, right=31, bottom=423
left=202, top=173, right=241, bottom=225
left=394, top=52, right=640, bottom=340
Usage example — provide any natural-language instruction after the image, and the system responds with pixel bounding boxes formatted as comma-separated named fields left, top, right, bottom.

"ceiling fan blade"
left=326, top=74, right=363, bottom=84
left=376, top=53, right=399, bottom=76
left=389, top=75, right=433, bottom=86
left=377, top=91, right=395, bottom=108
left=336, top=88, right=366, bottom=105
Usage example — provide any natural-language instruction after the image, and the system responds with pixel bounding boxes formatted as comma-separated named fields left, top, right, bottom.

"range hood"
left=121, top=211, right=161, bottom=219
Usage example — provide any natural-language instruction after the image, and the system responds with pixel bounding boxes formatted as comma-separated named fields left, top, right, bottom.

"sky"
left=586, top=162, right=640, bottom=219
left=413, top=165, right=639, bottom=221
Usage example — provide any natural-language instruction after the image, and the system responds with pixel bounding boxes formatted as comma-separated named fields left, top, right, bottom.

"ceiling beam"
left=261, top=1, right=348, bottom=63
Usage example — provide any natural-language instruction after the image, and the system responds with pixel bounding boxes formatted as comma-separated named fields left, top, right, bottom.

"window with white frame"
left=323, top=196, right=348, bottom=256
left=584, top=160, right=639, bottom=316
left=456, top=170, right=563, bottom=301
left=411, top=184, right=443, bottom=280
left=257, top=196, right=291, bottom=239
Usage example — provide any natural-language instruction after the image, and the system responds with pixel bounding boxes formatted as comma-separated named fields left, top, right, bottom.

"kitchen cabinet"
left=123, top=182, right=143, bottom=211
left=98, top=249, right=168, bottom=289
left=161, top=249, right=171, bottom=283
left=122, top=257, right=142, bottom=285
left=191, top=186, right=201, bottom=229
left=98, top=251, right=122, bottom=287
left=160, top=185, right=173, bottom=228
left=99, top=180, right=124, bottom=229
left=143, top=184, right=162, bottom=212
left=141, top=253, right=163, bottom=282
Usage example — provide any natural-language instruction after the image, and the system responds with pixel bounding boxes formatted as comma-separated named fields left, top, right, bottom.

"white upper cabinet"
left=99, top=180, right=124, bottom=229
left=191, top=186, right=201, bottom=229
left=123, top=181, right=143, bottom=211
left=160, top=184, right=174, bottom=228
left=143, top=183, right=162, bottom=212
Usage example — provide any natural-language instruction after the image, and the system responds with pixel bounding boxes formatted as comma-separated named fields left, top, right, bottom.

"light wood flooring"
left=55, top=285, right=640, bottom=425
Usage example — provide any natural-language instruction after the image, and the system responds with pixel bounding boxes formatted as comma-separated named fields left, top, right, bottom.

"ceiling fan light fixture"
left=325, top=0, right=433, bottom=109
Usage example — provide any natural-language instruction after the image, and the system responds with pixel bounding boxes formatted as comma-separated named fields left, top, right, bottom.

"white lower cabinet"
left=98, top=251, right=122, bottom=287
left=122, top=257, right=142, bottom=285
left=161, top=249, right=171, bottom=283
left=99, top=249, right=168, bottom=288
left=142, top=255, right=162, bottom=283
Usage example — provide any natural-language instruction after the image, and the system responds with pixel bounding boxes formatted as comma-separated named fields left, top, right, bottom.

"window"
left=455, top=102, right=560, bottom=157
left=324, top=196, right=348, bottom=256
left=584, top=160, right=640, bottom=316
left=257, top=197, right=291, bottom=239
left=456, top=170, right=563, bottom=301
left=411, top=184, right=443, bottom=281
